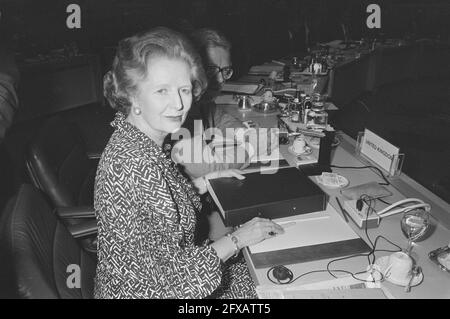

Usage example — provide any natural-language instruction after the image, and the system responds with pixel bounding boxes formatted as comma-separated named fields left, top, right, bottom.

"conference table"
left=327, top=39, right=450, bottom=107
left=214, top=90, right=450, bottom=299
left=239, top=38, right=450, bottom=109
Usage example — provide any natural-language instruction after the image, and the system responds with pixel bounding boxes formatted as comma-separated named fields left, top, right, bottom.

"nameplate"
left=360, top=129, right=400, bottom=175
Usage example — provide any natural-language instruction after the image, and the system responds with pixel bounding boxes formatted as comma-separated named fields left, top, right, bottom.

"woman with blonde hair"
left=95, top=27, right=284, bottom=299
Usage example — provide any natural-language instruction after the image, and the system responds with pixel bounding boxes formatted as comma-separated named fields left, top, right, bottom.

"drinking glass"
left=400, top=209, right=430, bottom=256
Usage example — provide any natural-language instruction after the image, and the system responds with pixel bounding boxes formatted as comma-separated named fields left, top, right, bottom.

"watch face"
left=429, top=246, right=450, bottom=273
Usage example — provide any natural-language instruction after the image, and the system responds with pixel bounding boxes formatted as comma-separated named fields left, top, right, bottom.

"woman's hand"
left=238, top=128, right=279, bottom=159
left=210, top=217, right=285, bottom=262
left=192, top=169, right=246, bottom=195
left=231, top=217, right=285, bottom=249
left=206, top=169, right=246, bottom=181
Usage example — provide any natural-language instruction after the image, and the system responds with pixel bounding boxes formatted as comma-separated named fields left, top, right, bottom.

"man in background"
left=167, top=28, right=249, bottom=180
left=170, top=28, right=278, bottom=179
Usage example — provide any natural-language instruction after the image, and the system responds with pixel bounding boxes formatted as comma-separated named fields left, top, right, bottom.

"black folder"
left=250, top=238, right=371, bottom=268
left=207, top=167, right=327, bottom=227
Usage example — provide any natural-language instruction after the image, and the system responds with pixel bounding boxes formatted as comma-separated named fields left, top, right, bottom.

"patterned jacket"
left=94, top=113, right=223, bottom=298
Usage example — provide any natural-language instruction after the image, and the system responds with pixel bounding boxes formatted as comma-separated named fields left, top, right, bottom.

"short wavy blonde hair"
left=104, top=27, right=207, bottom=115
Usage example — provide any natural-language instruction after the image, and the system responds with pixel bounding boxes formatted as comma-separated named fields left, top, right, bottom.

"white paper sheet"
left=248, top=64, right=284, bottom=75
left=256, top=274, right=395, bottom=299
left=248, top=204, right=359, bottom=254
left=214, top=94, right=237, bottom=105
left=256, top=284, right=390, bottom=299
left=221, top=82, right=261, bottom=94
left=250, top=149, right=284, bottom=163
left=214, top=94, right=264, bottom=106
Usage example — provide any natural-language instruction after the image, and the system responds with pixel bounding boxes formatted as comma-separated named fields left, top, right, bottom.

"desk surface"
left=217, top=103, right=450, bottom=299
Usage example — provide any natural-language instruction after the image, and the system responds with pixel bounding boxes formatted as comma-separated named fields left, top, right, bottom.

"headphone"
left=268, top=265, right=294, bottom=284
left=374, top=198, right=430, bottom=218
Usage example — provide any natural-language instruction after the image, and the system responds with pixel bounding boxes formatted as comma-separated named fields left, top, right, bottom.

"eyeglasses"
left=206, top=65, right=234, bottom=80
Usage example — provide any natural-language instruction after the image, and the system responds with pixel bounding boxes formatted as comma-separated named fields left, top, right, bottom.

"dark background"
left=1, top=0, right=449, bottom=75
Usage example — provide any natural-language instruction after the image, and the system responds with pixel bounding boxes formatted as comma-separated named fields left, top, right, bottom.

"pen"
left=212, top=142, right=240, bottom=148
left=211, top=142, right=241, bottom=155
left=295, top=128, right=326, bottom=138
left=335, top=197, right=350, bottom=223
left=271, top=60, right=286, bottom=65
left=280, top=221, right=296, bottom=230
left=211, top=142, right=241, bottom=148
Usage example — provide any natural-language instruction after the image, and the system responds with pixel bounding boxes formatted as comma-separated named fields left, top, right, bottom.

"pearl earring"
left=134, top=107, right=141, bottom=115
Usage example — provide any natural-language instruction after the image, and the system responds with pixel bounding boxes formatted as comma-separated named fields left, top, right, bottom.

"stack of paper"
left=221, top=82, right=262, bottom=95
left=248, top=210, right=356, bottom=254
left=256, top=276, right=393, bottom=299
left=248, top=64, right=284, bottom=75
left=295, top=153, right=318, bottom=166
left=214, top=94, right=263, bottom=106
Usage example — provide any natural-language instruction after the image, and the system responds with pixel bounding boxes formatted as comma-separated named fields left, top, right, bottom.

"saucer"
left=288, top=145, right=312, bottom=156
left=304, top=136, right=320, bottom=149
left=373, top=256, right=423, bottom=287
left=315, top=174, right=349, bottom=189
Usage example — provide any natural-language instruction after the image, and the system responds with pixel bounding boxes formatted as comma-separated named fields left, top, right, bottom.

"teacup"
left=384, top=252, right=413, bottom=284
left=292, top=138, right=306, bottom=154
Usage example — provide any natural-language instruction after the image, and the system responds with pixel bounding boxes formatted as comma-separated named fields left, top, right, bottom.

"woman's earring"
left=134, top=107, right=141, bottom=115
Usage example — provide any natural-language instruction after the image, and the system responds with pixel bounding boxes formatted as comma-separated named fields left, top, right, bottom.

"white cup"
left=384, top=252, right=413, bottom=283
left=293, top=138, right=306, bottom=153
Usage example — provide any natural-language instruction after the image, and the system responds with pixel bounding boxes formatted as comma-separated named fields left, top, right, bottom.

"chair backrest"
left=0, top=184, right=96, bottom=299
left=26, top=115, right=95, bottom=207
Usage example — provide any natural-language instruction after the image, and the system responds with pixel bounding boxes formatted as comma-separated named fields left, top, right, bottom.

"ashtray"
left=253, top=101, right=278, bottom=113
left=315, top=173, right=349, bottom=189
left=288, top=145, right=312, bottom=156
left=429, top=245, right=450, bottom=273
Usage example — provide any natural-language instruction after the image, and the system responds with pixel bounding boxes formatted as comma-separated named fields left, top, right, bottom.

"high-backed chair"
left=26, top=115, right=99, bottom=251
left=26, top=115, right=98, bottom=208
left=0, top=184, right=97, bottom=299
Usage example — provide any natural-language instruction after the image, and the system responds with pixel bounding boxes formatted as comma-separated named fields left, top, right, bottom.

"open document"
left=248, top=64, right=284, bottom=75
left=221, top=82, right=263, bottom=95
left=256, top=276, right=394, bottom=299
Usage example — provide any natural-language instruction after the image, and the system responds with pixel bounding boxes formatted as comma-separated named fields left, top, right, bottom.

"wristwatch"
left=227, top=233, right=240, bottom=256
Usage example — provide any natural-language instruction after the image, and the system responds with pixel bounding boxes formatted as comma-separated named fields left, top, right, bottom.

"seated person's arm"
left=96, top=159, right=224, bottom=299
left=171, top=134, right=251, bottom=180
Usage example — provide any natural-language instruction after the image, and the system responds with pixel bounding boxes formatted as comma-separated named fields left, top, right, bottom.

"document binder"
left=248, top=205, right=372, bottom=268
left=206, top=167, right=327, bottom=227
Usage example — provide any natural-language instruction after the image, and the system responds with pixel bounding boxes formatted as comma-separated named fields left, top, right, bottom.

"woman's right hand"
left=231, top=217, right=285, bottom=249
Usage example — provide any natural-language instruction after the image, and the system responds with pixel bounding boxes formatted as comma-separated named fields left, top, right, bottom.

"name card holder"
left=355, top=131, right=405, bottom=177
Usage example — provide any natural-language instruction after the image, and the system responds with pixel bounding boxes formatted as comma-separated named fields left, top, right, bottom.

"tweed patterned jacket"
left=93, top=112, right=224, bottom=298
